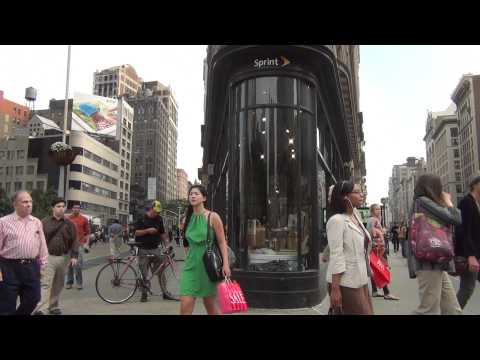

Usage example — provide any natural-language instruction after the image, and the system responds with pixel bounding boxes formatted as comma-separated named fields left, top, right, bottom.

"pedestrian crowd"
left=324, top=173, right=480, bottom=315
left=2, top=171, right=480, bottom=315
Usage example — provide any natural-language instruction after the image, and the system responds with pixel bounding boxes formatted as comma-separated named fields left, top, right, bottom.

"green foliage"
left=0, top=189, right=13, bottom=217
left=30, top=188, right=58, bottom=220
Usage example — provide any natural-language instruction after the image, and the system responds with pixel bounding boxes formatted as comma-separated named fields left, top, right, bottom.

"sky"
left=0, top=45, right=207, bottom=184
left=3, top=45, right=480, bottom=204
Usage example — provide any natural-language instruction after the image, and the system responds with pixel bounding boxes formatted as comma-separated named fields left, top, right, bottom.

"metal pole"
left=58, top=45, right=71, bottom=199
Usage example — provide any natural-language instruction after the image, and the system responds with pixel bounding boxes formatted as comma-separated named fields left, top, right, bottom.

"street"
left=56, top=242, right=480, bottom=315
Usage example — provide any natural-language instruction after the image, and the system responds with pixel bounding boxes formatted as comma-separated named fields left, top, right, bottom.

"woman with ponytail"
left=179, top=185, right=231, bottom=315
left=326, top=180, right=374, bottom=315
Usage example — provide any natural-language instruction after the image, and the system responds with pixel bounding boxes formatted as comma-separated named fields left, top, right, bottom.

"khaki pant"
left=414, top=270, right=462, bottom=315
left=36, top=255, right=70, bottom=314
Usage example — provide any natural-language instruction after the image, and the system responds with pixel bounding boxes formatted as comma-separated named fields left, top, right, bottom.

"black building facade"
left=201, top=45, right=365, bottom=308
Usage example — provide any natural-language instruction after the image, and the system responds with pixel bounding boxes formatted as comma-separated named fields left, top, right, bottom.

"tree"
left=30, top=188, right=57, bottom=219
left=0, top=189, right=13, bottom=216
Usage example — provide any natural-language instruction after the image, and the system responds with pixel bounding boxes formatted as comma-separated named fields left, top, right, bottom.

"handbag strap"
left=47, top=220, right=69, bottom=243
left=206, top=212, right=212, bottom=249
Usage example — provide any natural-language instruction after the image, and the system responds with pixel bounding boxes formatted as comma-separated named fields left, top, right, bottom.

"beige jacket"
left=326, top=211, right=372, bottom=289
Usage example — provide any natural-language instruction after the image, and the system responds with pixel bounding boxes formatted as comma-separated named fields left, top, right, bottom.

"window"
left=0, top=151, right=4, bottom=160
left=454, top=149, right=460, bottom=158
left=120, top=192, right=123, bottom=200
left=121, top=160, right=125, bottom=167
left=455, top=172, right=462, bottom=182
left=15, top=166, right=23, bottom=176
left=7, top=151, right=14, bottom=160
left=450, top=128, right=458, bottom=137
left=119, top=203, right=122, bottom=211
left=125, top=194, right=128, bottom=201
left=6, top=166, right=12, bottom=176
left=26, top=182, right=33, bottom=191
left=14, top=182, right=22, bottom=191
left=16, top=150, right=25, bottom=159
left=36, top=181, right=45, bottom=191
left=5, top=182, right=11, bottom=193
left=454, top=160, right=461, bottom=170
left=456, top=184, right=463, bottom=194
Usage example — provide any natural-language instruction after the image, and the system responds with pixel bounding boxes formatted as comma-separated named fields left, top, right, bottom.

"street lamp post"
left=58, top=45, right=71, bottom=199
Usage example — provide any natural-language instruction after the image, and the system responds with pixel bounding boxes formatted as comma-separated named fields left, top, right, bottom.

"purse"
left=202, top=213, right=236, bottom=282
left=409, top=200, right=454, bottom=264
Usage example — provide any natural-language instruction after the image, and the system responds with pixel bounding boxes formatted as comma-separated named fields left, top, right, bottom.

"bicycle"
left=95, top=241, right=181, bottom=304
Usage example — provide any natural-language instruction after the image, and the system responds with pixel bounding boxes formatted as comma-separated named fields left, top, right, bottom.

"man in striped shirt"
left=0, top=191, right=49, bottom=315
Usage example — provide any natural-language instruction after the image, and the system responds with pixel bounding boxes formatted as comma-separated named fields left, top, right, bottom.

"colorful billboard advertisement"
left=72, top=92, right=119, bottom=139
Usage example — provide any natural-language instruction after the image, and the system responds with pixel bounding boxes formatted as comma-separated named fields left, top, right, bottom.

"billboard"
left=72, top=92, right=119, bottom=139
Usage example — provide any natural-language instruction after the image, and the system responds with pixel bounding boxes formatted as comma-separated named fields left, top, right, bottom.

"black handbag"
left=202, top=213, right=224, bottom=282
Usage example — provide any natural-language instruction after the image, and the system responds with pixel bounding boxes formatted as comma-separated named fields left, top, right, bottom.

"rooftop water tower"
left=25, top=87, right=37, bottom=113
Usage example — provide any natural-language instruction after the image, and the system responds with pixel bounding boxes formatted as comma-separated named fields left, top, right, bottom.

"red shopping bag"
left=217, top=278, right=248, bottom=314
left=369, top=250, right=391, bottom=289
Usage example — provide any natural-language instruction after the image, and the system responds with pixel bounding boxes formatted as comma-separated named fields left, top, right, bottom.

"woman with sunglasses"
left=326, top=181, right=374, bottom=315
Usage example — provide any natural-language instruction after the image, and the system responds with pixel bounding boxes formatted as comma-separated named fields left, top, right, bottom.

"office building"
left=176, top=168, right=189, bottom=200
left=93, top=65, right=142, bottom=98
left=451, top=73, right=480, bottom=192
left=424, top=104, right=463, bottom=205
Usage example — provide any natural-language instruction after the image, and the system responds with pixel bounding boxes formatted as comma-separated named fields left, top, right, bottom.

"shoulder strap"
left=206, top=212, right=212, bottom=247
left=47, top=221, right=68, bottom=243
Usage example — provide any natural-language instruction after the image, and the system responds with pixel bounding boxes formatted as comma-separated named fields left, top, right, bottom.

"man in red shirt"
left=65, top=203, right=90, bottom=290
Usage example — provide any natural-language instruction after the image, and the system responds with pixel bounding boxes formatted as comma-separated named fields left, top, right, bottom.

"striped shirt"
left=0, top=212, right=49, bottom=267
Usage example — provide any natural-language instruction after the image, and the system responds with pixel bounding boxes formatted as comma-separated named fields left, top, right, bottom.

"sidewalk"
left=60, top=247, right=480, bottom=315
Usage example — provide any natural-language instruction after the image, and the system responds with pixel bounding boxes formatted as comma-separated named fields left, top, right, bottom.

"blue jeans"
left=66, top=250, right=83, bottom=286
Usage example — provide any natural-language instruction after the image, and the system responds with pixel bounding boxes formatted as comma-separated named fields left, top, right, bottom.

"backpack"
left=409, top=200, right=454, bottom=264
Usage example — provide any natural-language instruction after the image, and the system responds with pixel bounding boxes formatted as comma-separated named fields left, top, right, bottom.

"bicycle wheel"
left=160, top=257, right=181, bottom=301
left=95, top=260, right=138, bottom=304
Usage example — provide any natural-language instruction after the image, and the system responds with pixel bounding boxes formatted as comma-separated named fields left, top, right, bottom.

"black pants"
left=0, top=259, right=41, bottom=315
left=392, top=237, right=400, bottom=252
left=457, top=270, right=480, bottom=309
left=400, top=240, right=407, bottom=258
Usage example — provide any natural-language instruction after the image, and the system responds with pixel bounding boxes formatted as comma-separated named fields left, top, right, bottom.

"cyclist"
left=134, top=200, right=173, bottom=302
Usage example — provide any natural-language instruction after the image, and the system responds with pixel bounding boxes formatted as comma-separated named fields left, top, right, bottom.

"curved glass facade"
left=234, top=76, right=317, bottom=272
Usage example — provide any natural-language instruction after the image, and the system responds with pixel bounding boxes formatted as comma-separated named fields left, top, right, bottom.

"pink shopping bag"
left=217, top=278, right=248, bottom=314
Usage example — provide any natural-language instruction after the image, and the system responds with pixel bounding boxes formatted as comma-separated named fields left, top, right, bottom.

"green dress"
left=179, top=213, right=217, bottom=297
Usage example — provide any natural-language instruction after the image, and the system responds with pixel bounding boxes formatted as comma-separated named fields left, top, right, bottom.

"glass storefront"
left=234, top=76, right=317, bottom=272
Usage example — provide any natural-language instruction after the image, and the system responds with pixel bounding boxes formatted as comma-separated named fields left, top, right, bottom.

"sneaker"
left=384, top=294, right=400, bottom=301
left=76, top=284, right=83, bottom=290
left=140, top=294, right=148, bottom=303
left=49, top=309, right=62, bottom=315
left=163, top=294, right=176, bottom=301
left=65, top=284, right=72, bottom=290
left=372, top=292, right=383, bottom=298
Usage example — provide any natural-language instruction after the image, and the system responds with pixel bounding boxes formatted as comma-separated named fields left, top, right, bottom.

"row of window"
left=82, top=148, right=119, bottom=172
left=0, top=150, right=25, bottom=161
left=12, top=107, right=28, bottom=117
left=0, top=180, right=45, bottom=193
left=69, top=180, right=117, bottom=199
left=73, top=200, right=117, bottom=216
left=0, top=165, right=35, bottom=176
left=70, top=164, right=118, bottom=186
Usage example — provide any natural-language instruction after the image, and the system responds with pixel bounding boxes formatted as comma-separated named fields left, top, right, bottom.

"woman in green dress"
left=179, top=185, right=231, bottom=315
